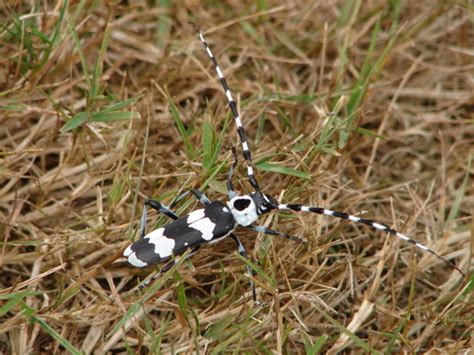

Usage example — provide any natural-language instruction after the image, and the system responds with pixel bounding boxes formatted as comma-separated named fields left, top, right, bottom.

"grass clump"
left=0, top=1, right=472, bottom=353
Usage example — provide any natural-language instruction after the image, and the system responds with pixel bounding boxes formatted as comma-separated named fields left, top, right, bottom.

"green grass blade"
left=164, top=88, right=196, bottom=158
left=200, top=155, right=228, bottom=189
left=462, top=275, right=474, bottom=296
left=447, top=155, right=471, bottom=223
left=175, top=272, right=190, bottom=325
left=313, top=304, right=381, bottom=354
left=304, top=335, right=328, bottom=355
left=91, top=22, right=111, bottom=99
left=334, top=0, right=361, bottom=85
left=50, top=0, right=68, bottom=45
left=202, top=120, right=215, bottom=170
left=0, top=291, right=40, bottom=317
left=355, top=126, right=386, bottom=139
left=209, top=112, right=232, bottom=169
left=107, top=180, right=125, bottom=206
left=60, top=97, right=141, bottom=132
left=151, top=318, right=170, bottom=353
left=100, top=97, right=141, bottom=113
left=60, top=112, right=88, bottom=132
left=68, top=20, right=92, bottom=92
left=205, top=317, right=235, bottom=340
left=1, top=103, right=28, bottom=111
left=110, top=253, right=191, bottom=336
left=21, top=303, right=82, bottom=354
left=92, top=110, right=140, bottom=122
left=235, top=253, right=276, bottom=288
left=30, top=27, right=52, bottom=44
left=155, top=0, right=172, bottom=50
left=346, top=16, right=382, bottom=116
left=256, top=161, right=310, bottom=179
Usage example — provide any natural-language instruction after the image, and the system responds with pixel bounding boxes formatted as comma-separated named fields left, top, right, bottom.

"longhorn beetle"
left=124, top=23, right=464, bottom=302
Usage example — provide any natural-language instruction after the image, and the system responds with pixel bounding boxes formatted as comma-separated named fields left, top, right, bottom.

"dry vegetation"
left=1, top=1, right=473, bottom=354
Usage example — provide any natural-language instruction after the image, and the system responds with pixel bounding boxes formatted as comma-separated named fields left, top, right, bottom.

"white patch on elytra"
left=124, top=243, right=148, bottom=267
left=144, top=227, right=164, bottom=240
left=187, top=209, right=205, bottom=223
left=190, top=218, right=215, bottom=240
left=144, top=227, right=176, bottom=258
left=124, top=244, right=133, bottom=257
left=151, top=237, right=175, bottom=257
left=227, top=195, right=258, bottom=227
left=127, top=252, right=148, bottom=268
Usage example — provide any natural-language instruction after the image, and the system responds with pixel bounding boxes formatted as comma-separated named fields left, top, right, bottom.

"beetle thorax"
left=227, top=195, right=258, bottom=227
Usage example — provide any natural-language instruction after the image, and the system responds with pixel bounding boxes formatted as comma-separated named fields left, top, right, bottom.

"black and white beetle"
left=124, top=23, right=464, bottom=301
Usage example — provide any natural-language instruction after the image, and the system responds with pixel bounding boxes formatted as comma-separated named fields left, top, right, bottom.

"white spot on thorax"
left=227, top=195, right=258, bottom=227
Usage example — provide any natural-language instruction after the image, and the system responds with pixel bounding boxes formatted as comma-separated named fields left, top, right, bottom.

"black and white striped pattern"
left=277, top=204, right=464, bottom=275
left=190, top=22, right=260, bottom=192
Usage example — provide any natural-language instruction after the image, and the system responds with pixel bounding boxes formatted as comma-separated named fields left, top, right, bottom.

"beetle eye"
left=233, top=199, right=251, bottom=211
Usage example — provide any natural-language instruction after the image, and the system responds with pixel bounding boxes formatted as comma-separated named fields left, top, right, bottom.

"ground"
left=0, top=1, right=472, bottom=354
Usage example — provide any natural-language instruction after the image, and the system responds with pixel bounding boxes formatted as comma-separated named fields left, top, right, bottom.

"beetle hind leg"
left=140, top=199, right=179, bottom=239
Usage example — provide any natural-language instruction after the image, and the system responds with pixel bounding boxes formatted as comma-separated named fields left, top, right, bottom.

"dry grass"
left=1, top=1, right=473, bottom=354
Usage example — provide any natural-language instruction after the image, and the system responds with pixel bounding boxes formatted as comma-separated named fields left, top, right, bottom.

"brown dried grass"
left=0, top=1, right=473, bottom=353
